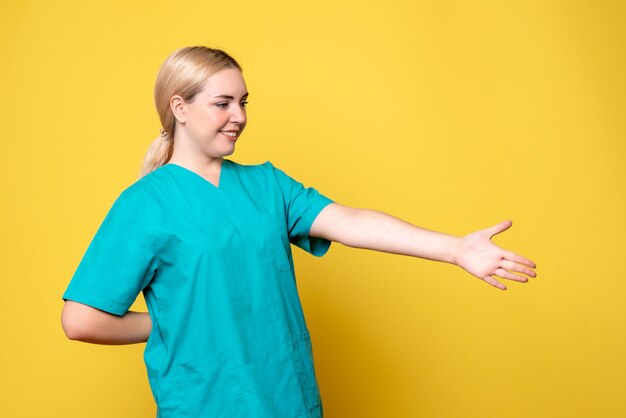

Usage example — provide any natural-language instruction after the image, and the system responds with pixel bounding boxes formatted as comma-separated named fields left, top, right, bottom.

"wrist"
left=448, top=236, right=463, bottom=266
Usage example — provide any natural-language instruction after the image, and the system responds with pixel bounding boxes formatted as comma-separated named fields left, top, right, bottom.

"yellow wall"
left=1, top=1, right=624, bottom=417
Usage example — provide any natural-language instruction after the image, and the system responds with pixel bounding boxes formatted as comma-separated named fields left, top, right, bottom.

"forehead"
left=200, top=68, right=247, bottom=96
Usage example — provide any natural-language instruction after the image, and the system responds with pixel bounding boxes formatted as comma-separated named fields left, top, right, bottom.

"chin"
left=219, top=146, right=237, bottom=157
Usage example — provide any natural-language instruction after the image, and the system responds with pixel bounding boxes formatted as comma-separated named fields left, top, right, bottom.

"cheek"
left=197, top=114, right=223, bottom=131
left=210, top=112, right=230, bottom=126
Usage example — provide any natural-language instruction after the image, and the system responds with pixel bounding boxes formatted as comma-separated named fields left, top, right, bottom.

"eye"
left=216, top=102, right=229, bottom=109
left=241, top=101, right=248, bottom=108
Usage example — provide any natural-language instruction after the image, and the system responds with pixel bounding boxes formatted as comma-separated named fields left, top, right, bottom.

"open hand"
left=453, top=220, right=537, bottom=290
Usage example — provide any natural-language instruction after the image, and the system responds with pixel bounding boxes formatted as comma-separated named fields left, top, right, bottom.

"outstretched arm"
left=309, top=203, right=536, bottom=290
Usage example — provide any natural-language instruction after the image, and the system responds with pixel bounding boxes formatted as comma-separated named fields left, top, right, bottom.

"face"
left=179, top=68, right=248, bottom=158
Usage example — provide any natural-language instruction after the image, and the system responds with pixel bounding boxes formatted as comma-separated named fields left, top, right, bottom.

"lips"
left=219, top=130, right=239, bottom=139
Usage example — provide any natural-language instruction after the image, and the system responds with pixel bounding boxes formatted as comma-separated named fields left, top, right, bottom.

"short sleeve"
left=268, top=161, right=334, bottom=256
left=62, top=193, right=158, bottom=316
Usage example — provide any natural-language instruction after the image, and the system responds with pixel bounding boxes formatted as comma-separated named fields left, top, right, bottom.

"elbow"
left=61, top=300, right=96, bottom=342
left=61, top=303, right=83, bottom=341
left=62, top=324, right=84, bottom=342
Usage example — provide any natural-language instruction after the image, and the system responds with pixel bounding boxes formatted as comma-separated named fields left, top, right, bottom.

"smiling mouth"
left=219, top=130, right=239, bottom=138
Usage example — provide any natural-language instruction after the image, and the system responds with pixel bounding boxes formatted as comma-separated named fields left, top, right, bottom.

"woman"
left=61, top=46, right=536, bottom=418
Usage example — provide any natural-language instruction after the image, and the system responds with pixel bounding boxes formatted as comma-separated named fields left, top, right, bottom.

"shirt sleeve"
left=62, top=193, right=158, bottom=316
left=267, top=161, right=335, bottom=256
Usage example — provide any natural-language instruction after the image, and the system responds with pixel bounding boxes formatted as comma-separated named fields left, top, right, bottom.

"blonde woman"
left=61, top=46, right=537, bottom=418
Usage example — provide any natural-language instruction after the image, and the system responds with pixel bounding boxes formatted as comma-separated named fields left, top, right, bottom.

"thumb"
left=485, top=219, right=513, bottom=238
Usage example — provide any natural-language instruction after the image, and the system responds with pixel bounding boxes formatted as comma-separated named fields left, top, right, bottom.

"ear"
left=170, top=95, right=187, bottom=124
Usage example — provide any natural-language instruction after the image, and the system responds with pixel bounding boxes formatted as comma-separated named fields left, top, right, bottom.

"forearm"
left=62, top=300, right=152, bottom=345
left=337, top=208, right=461, bottom=264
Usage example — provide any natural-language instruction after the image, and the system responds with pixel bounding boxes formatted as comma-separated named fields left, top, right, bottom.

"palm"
left=455, top=220, right=537, bottom=290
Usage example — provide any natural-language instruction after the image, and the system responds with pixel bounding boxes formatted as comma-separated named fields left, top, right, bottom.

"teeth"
left=220, top=131, right=237, bottom=137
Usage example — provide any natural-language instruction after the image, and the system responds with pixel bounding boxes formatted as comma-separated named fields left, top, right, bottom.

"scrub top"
left=62, top=158, right=334, bottom=418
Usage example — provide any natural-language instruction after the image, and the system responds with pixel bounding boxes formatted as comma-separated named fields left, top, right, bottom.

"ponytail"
left=138, top=133, right=173, bottom=178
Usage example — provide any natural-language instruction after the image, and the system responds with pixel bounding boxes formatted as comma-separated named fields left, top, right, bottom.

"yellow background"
left=1, top=1, right=625, bottom=417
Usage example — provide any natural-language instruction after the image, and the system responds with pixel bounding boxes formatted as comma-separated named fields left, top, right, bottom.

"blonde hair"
left=139, top=46, right=242, bottom=178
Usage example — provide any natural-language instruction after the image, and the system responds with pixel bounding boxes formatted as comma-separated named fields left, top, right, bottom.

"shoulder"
left=115, top=166, right=171, bottom=211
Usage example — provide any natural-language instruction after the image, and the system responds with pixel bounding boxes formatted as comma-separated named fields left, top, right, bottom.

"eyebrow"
left=213, top=92, right=249, bottom=100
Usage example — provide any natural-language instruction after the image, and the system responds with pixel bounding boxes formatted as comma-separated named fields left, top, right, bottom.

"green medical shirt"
left=63, top=159, right=334, bottom=418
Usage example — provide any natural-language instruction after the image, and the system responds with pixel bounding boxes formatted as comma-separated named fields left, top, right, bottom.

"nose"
left=230, top=104, right=246, bottom=126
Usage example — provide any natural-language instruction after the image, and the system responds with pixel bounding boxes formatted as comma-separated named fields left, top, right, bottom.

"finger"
left=482, top=275, right=507, bottom=290
left=503, top=250, right=537, bottom=269
left=486, top=220, right=513, bottom=238
left=495, top=268, right=529, bottom=283
left=501, top=260, right=537, bottom=278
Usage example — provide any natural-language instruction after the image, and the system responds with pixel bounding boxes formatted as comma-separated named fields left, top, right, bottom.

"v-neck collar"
left=164, top=159, right=229, bottom=190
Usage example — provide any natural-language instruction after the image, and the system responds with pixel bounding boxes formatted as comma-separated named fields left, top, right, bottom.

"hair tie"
left=160, top=128, right=170, bottom=141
